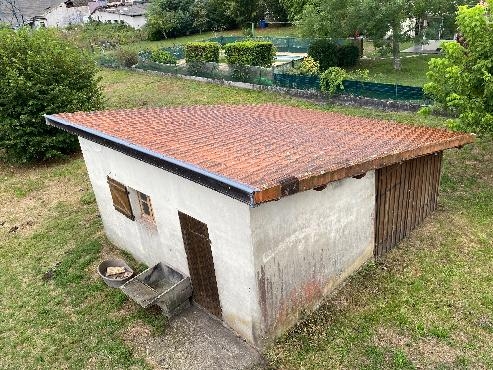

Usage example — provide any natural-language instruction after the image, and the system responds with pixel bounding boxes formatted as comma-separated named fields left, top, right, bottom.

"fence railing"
left=207, top=36, right=363, bottom=55
left=102, top=54, right=426, bottom=102
left=136, top=60, right=274, bottom=85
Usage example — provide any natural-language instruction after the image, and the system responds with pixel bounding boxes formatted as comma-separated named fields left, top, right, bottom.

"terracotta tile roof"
left=46, top=104, right=474, bottom=205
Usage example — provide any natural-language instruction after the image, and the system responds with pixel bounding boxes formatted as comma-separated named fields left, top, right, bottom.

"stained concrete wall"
left=250, top=173, right=375, bottom=345
left=79, top=138, right=258, bottom=344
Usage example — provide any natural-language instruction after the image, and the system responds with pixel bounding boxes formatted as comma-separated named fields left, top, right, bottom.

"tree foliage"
left=424, top=1, right=493, bottom=134
left=0, top=28, right=103, bottom=163
left=146, top=0, right=194, bottom=40
left=298, top=0, right=470, bottom=70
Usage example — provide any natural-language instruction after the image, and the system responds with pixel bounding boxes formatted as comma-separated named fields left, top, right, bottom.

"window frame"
left=136, top=190, right=155, bottom=224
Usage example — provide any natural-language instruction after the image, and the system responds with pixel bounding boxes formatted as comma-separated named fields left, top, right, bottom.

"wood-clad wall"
left=374, top=152, right=443, bottom=257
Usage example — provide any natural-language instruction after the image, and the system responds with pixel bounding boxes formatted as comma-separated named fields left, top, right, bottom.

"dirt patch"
left=374, top=327, right=459, bottom=367
left=122, top=321, right=160, bottom=369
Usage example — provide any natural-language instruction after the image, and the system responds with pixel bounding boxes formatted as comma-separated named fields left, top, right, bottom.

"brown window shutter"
left=107, top=176, right=135, bottom=220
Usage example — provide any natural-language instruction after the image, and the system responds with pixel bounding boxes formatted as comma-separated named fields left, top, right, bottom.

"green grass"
left=0, top=158, right=167, bottom=369
left=348, top=54, right=438, bottom=87
left=1, top=68, right=491, bottom=369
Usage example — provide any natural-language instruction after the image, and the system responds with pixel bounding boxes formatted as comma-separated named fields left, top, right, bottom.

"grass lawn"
left=1, top=68, right=491, bottom=369
left=349, top=54, right=438, bottom=87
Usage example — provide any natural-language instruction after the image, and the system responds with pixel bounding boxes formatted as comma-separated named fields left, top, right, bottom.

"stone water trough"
left=121, top=262, right=192, bottom=318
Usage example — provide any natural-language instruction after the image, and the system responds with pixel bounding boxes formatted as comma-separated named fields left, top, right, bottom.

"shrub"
left=114, top=48, right=139, bottom=67
left=337, top=44, right=360, bottom=67
left=320, top=67, right=347, bottom=96
left=224, top=41, right=276, bottom=67
left=185, top=42, right=220, bottom=63
left=298, top=56, right=320, bottom=75
left=308, top=39, right=339, bottom=71
left=150, top=49, right=177, bottom=64
left=63, top=21, right=145, bottom=51
left=0, top=28, right=103, bottom=163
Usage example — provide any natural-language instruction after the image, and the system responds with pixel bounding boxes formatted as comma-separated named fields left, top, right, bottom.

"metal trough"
left=121, top=262, right=192, bottom=318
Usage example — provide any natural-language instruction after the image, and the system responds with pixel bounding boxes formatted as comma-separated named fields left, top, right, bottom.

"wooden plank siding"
left=374, top=152, right=443, bottom=257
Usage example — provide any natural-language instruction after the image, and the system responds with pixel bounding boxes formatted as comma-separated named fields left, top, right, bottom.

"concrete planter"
left=97, top=259, right=134, bottom=288
left=121, top=262, right=192, bottom=318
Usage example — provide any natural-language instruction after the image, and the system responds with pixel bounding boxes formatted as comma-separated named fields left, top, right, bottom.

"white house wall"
left=91, top=10, right=146, bottom=29
left=250, top=172, right=375, bottom=345
left=43, top=4, right=89, bottom=27
left=79, top=138, right=258, bottom=344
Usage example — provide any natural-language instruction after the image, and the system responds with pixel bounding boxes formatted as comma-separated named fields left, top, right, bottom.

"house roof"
left=0, top=0, right=89, bottom=26
left=97, top=2, right=149, bottom=17
left=45, top=104, right=474, bottom=206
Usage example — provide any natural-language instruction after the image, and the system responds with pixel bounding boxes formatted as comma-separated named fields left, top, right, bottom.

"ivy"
left=320, top=67, right=347, bottom=96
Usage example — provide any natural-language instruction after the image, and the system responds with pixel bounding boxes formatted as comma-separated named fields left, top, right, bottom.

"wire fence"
left=100, top=53, right=427, bottom=102
left=206, top=36, right=363, bottom=55
left=135, top=60, right=274, bottom=85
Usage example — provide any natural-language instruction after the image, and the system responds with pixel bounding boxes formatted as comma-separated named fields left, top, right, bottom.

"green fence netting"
left=207, top=36, right=313, bottom=53
left=272, top=73, right=426, bottom=101
left=341, top=80, right=426, bottom=101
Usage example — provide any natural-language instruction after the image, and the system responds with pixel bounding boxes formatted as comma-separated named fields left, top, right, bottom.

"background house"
left=35, top=0, right=90, bottom=28
left=91, top=1, right=148, bottom=29
left=0, top=0, right=90, bottom=28
left=45, top=104, right=474, bottom=347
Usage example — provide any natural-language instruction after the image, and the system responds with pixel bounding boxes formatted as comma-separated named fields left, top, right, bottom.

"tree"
left=424, top=1, right=493, bottom=134
left=190, top=0, right=237, bottom=33
left=259, top=0, right=289, bottom=22
left=279, top=0, right=309, bottom=21
left=146, top=0, right=194, bottom=40
left=298, top=0, right=461, bottom=70
left=0, top=28, right=103, bottom=163
left=226, top=0, right=262, bottom=26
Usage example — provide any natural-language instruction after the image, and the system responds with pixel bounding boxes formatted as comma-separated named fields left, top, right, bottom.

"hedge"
left=224, top=41, right=276, bottom=67
left=185, top=42, right=220, bottom=63
left=337, top=44, right=360, bottom=68
left=150, top=49, right=177, bottom=64
left=308, top=40, right=360, bottom=71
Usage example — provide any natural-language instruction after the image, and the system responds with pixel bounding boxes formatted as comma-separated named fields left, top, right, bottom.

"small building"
left=35, top=0, right=90, bottom=28
left=91, top=1, right=148, bottom=29
left=0, top=0, right=90, bottom=28
left=45, top=104, right=473, bottom=347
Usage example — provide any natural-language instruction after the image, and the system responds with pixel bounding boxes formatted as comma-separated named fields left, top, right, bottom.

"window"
left=107, top=177, right=134, bottom=220
left=137, top=191, right=155, bottom=223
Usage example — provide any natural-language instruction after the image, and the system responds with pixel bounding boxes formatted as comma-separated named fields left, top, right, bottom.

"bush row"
left=223, top=41, right=276, bottom=67
left=184, top=42, right=220, bottom=63
left=308, top=40, right=360, bottom=71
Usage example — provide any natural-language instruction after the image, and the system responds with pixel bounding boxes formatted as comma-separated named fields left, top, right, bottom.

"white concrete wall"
left=79, top=138, right=258, bottom=343
left=91, top=10, right=146, bottom=29
left=250, top=173, right=375, bottom=345
left=43, top=4, right=89, bottom=27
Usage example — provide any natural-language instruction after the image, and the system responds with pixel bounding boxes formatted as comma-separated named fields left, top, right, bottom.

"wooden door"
left=178, top=211, right=222, bottom=318
left=375, top=152, right=443, bottom=257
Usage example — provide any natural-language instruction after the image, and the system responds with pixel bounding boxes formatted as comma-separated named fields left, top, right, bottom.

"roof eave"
left=253, top=133, right=475, bottom=204
left=45, top=115, right=258, bottom=207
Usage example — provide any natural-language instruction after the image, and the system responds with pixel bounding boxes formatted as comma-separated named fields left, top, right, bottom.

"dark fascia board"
left=45, top=115, right=258, bottom=207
